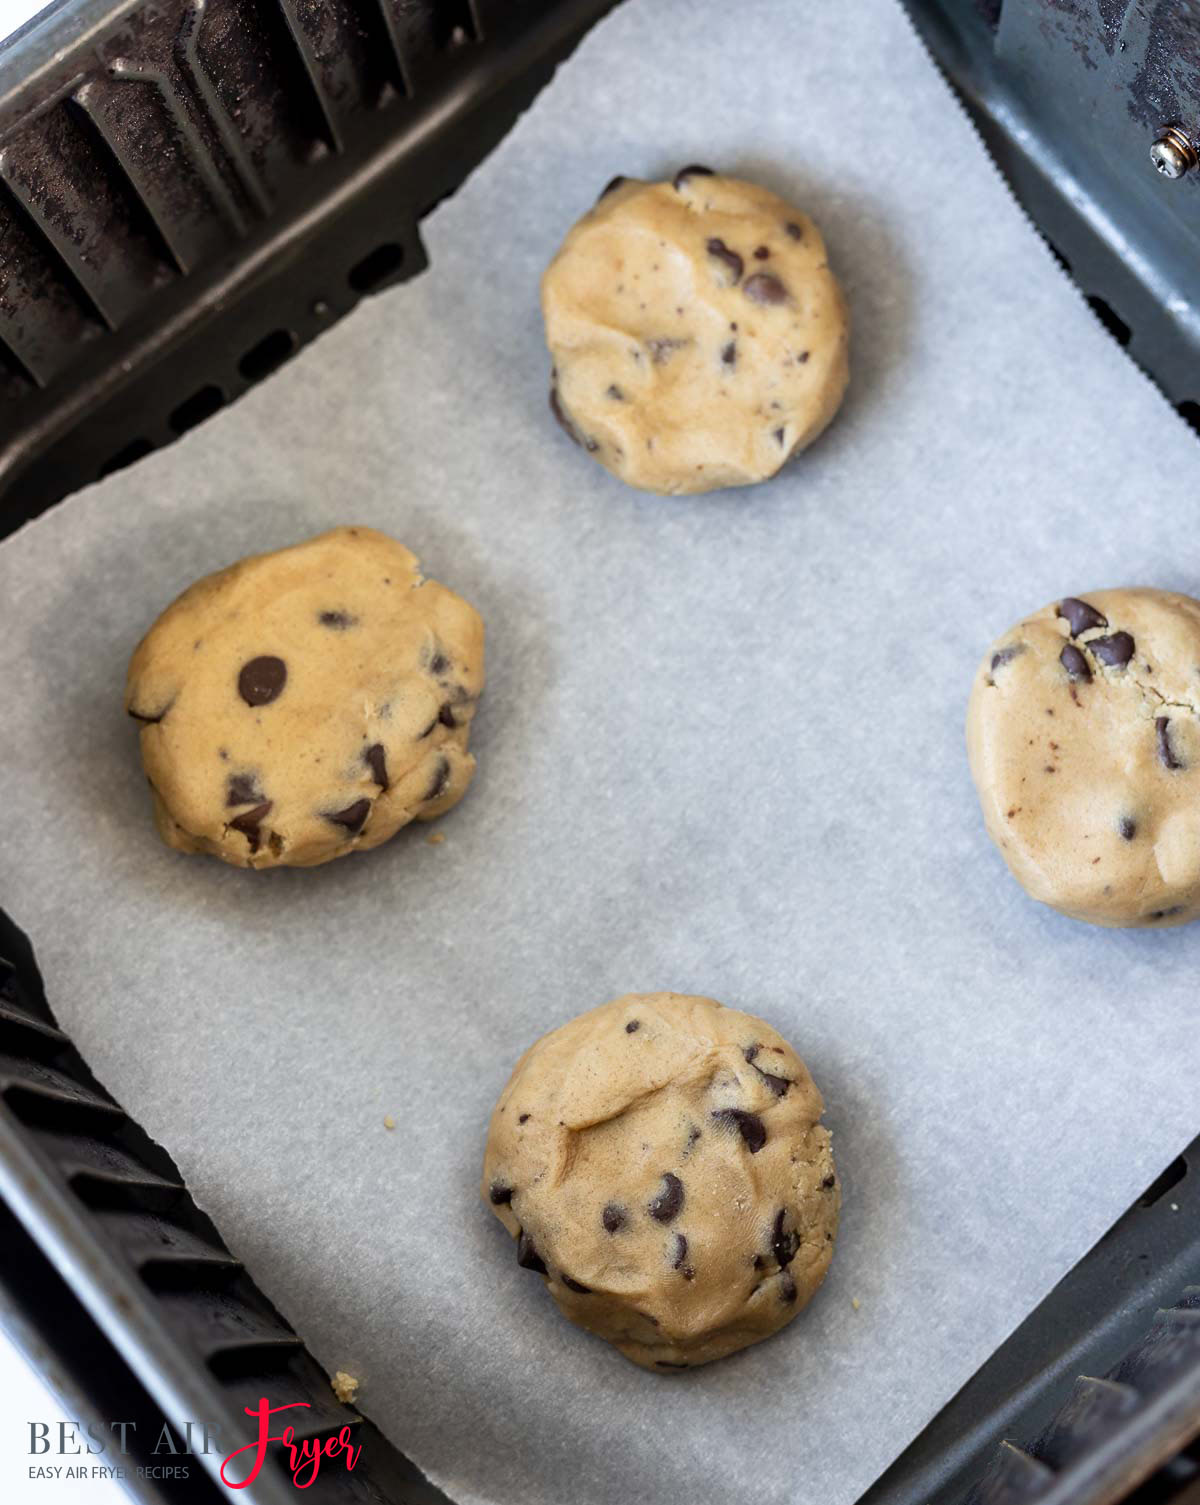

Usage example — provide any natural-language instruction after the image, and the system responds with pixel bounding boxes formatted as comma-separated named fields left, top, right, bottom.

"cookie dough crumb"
left=383, top=1114, right=396, bottom=1131
left=426, top=833, right=446, bottom=845
left=331, top=1371, right=359, bottom=1404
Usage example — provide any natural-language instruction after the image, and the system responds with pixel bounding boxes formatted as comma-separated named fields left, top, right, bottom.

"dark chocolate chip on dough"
left=754, top=245, right=770, bottom=260
left=516, top=1231, right=547, bottom=1274
left=128, top=701, right=172, bottom=725
left=780, top=1271, right=798, bottom=1304
left=772, top=1208, right=800, bottom=1268
left=822, top=1173, right=837, bottom=1189
left=785, top=221, right=803, bottom=240
left=599, top=175, right=627, bottom=199
left=721, top=340, right=737, bottom=368
left=325, top=798, right=371, bottom=835
left=706, top=237, right=744, bottom=284
left=744, top=1045, right=790, bottom=1097
left=489, top=1182, right=514, bottom=1205
left=1060, top=644, right=1092, bottom=683
left=1090, top=631, right=1135, bottom=668
left=426, top=757, right=451, bottom=801
left=649, top=1172, right=685, bottom=1223
left=625, top=1020, right=640, bottom=1033
left=365, top=743, right=389, bottom=791
left=711, top=1108, right=767, bottom=1153
left=602, top=1203, right=627, bottom=1234
left=672, top=1234, right=695, bottom=1279
left=238, top=656, right=287, bottom=706
left=1157, top=717, right=1183, bottom=771
left=318, top=611, right=357, bottom=629
left=1118, top=816, right=1137, bottom=841
left=743, top=272, right=788, bottom=305
left=673, top=164, right=714, bottom=190
left=1058, top=597, right=1107, bottom=636
left=229, top=801, right=272, bottom=854
left=226, top=774, right=264, bottom=807
left=990, top=644, right=1026, bottom=671
left=438, top=704, right=457, bottom=729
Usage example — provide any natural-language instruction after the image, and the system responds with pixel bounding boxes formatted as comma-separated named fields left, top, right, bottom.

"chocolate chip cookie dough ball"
left=482, top=994, right=838, bottom=1371
left=967, top=589, right=1200, bottom=926
left=125, top=527, right=484, bottom=869
left=541, top=168, right=849, bottom=495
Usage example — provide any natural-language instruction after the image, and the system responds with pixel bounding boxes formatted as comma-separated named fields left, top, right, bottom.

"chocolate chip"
left=228, top=801, right=272, bottom=854
left=647, top=336, right=687, bottom=364
left=429, top=650, right=450, bottom=677
left=561, top=1274, right=591, bottom=1293
left=365, top=743, right=389, bottom=791
left=686, top=1126, right=702, bottom=1150
left=711, top=1108, right=767, bottom=1153
left=673, top=164, right=714, bottom=190
left=625, top=1020, right=640, bottom=1033
left=128, top=702, right=171, bottom=725
left=325, top=798, right=371, bottom=835
left=721, top=340, right=737, bottom=368
left=752, top=1254, right=765, bottom=1270
left=606, top=384, right=625, bottom=400
left=772, top=426, right=786, bottom=447
left=772, top=1209, right=800, bottom=1268
left=990, top=643, right=1026, bottom=671
left=599, top=175, right=627, bottom=199
left=744, top=272, right=788, bottom=305
left=516, top=1231, right=547, bottom=1274
left=1058, top=597, right=1107, bottom=636
left=1157, top=716, right=1183, bottom=771
left=785, top=221, right=803, bottom=240
left=549, top=384, right=583, bottom=448
left=706, top=237, right=743, bottom=284
left=648, top=1172, right=684, bottom=1223
left=602, top=1203, right=627, bottom=1234
left=1118, top=816, right=1137, bottom=841
left=1090, top=631, right=1135, bottom=668
left=1060, top=644, right=1092, bottom=682
left=226, top=774, right=264, bottom=807
left=518, top=1113, right=530, bottom=1124
left=672, top=1233, right=695, bottom=1279
left=743, top=1045, right=789, bottom=1097
left=822, top=1174, right=836, bottom=1189
left=655, top=1360, right=689, bottom=1369
left=238, top=656, right=287, bottom=706
left=780, top=1271, right=798, bottom=1304
left=754, top=245, right=770, bottom=259
left=426, top=757, right=451, bottom=801
left=1148, top=905, right=1185, bottom=920
left=489, top=1182, right=513, bottom=1205
left=318, top=610, right=357, bottom=629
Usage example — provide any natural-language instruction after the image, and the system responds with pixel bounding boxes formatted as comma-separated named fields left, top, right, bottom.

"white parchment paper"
left=2, top=2, right=1199, bottom=1502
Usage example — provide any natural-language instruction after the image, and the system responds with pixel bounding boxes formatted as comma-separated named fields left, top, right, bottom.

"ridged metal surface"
left=0, top=0, right=616, bottom=522
left=0, top=909, right=450, bottom=1503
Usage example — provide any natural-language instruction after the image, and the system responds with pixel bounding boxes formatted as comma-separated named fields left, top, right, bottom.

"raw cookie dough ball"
left=541, top=167, right=849, bottom=495
left=125, top=527, right=484, bottom=869
left=967, top=588, right=1200, bottom=926
left=482, top=994, right=838, bottom=1371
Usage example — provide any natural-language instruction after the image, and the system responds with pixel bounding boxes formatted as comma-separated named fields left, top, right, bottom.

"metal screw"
left=1150, top=125, right=1197, bottom=180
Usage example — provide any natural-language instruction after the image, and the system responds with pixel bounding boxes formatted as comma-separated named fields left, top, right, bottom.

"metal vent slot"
left=95, top=1209, right=244, bottom=1288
